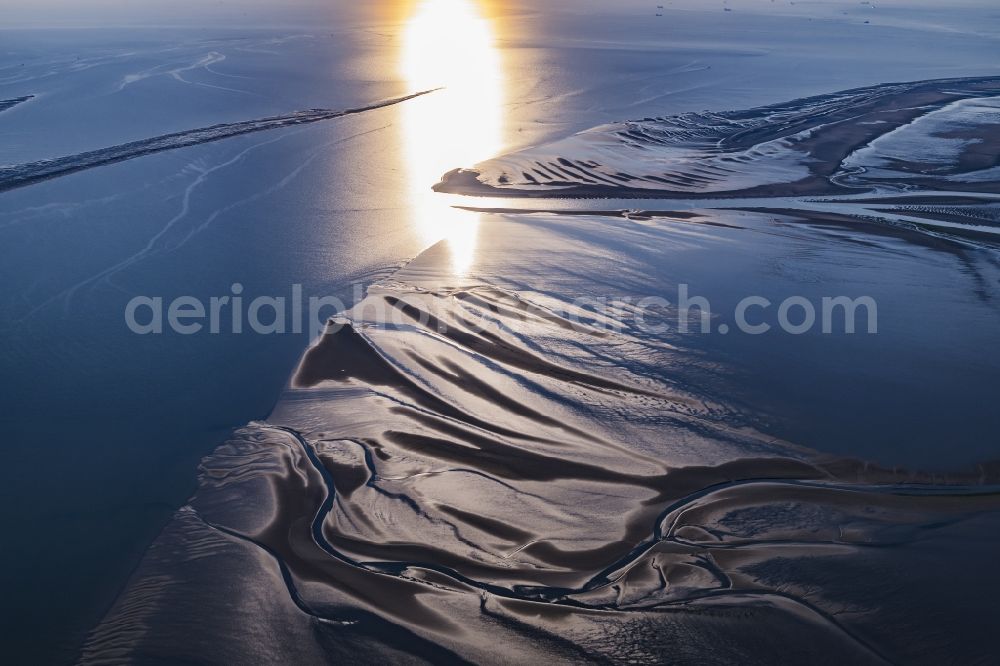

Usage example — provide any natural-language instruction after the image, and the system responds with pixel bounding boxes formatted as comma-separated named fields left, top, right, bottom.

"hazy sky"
left=0, top=0, right=348, bottom=28
left=0, top=0, right=996, bottom=28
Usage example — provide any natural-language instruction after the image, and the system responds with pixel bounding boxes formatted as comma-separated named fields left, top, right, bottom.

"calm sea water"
left=1, top=1, right=998, bottom=660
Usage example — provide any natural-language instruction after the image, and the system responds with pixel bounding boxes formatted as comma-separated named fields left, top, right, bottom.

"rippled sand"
left=84, top=79, right=1000, bottom=661
left=437, top=77, right=1000, bottom=203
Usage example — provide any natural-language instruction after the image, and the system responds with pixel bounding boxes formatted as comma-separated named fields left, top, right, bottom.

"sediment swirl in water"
left=82, top=81, right=1000, bottom=664
left=84, top=269, right=1000, bottom=664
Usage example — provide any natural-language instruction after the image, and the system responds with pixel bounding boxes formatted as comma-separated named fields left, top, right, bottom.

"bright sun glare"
left=401, top=0, right=503, bottom=276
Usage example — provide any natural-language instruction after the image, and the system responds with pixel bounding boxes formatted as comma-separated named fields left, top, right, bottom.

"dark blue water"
left=2, top=2, right=998, bottom=660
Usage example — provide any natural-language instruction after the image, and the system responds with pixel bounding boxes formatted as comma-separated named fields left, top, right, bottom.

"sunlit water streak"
left=401, top=0, right=503, bottom=276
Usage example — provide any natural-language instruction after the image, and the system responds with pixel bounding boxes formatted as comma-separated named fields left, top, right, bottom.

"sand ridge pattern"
left=0, top=89, right=437, bottom=193
left=84, top=268, right=1000, bottom=665
left=436, top=77, right=1000, bottom=200
left=0, top=95, right=33, bottom=114
left=82, top=80, right=1000, bottom=664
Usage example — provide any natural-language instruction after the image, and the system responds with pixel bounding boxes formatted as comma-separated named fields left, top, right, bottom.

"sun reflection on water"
left=401, top=0, right=503, bottom=276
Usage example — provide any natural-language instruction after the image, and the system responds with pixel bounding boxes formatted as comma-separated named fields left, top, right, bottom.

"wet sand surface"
left=435, top=77, right=1000, bottom=199
left=86, top=195, right=1000, bottom=662
left=5, top=1, right=1000, bottom=662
